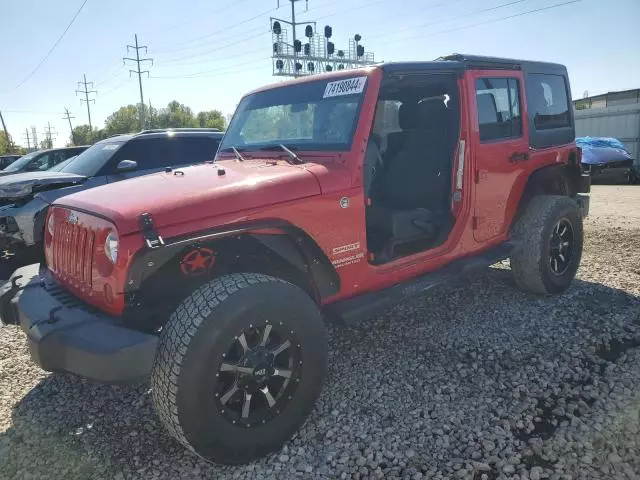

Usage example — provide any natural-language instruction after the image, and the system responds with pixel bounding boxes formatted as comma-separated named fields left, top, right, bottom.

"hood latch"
left=139, top=212, right=165, bottom=249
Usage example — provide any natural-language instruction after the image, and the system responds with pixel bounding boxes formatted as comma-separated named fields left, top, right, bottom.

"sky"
left=1, top=0, right=639, bottom=148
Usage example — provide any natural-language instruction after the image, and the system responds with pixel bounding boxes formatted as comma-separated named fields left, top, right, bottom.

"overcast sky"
left=1, top=0, right=639, bottom=148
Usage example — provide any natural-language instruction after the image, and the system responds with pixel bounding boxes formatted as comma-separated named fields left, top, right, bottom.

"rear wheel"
left=151, top=273, right=327, bottom=464
left=510, top=195, right=583, bottom=294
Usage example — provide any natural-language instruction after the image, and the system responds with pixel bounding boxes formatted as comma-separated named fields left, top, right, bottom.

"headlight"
left=104, top=231, right=119, bottom=264
left=47, top=213, right=55, bottom=236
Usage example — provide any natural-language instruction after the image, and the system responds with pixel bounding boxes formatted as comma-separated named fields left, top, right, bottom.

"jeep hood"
left=56, top=160, right=322, bottom=234
left=0, top=171, right=87, bottom=199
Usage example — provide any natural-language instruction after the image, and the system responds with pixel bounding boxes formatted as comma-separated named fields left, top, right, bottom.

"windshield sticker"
left=323, top=77, right=367, bottom=98
left=102, top=144, right=119, bottom=150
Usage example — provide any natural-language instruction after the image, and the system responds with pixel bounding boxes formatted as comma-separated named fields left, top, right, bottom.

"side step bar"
left=324, top=241, right=518, bottom=326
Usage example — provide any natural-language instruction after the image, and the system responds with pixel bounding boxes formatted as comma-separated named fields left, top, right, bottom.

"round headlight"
left=104, top=231, right=119, bottom=264
left=47, top=213, right=55, bottom=236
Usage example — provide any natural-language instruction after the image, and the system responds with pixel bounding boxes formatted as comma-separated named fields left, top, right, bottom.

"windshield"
left=58, top=141, right=124, bottom=176
left=3, top=152, right=37, bottom=172
left=220, top=76, right=367, bottom=153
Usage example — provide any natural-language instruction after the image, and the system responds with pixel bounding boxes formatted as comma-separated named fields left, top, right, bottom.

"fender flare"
left=124, top=219, right=340, bottom=300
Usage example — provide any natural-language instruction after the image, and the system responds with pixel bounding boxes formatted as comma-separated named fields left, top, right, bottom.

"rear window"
left=528, top=74, right=570, bottom=130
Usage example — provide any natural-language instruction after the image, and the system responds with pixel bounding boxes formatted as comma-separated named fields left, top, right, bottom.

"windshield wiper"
left=230, top=146, right=245, bottom=162
left=259, top=144, right=303, bottom=164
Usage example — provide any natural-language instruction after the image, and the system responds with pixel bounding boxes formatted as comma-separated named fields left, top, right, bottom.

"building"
left=574, top=88, right=640, bottom=110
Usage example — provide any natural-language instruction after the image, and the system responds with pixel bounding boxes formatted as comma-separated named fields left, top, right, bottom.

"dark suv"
left=0, top=128, right=223, bottom=268
left=0, top=146, right=89, bottom=177
left=0, top=155, right=22, bottom=169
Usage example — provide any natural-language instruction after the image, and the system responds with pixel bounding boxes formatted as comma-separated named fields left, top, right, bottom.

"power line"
left=151, top=63, right=267, bottom=80
left=151, top=0, right=254, bottom=36
left=155, top=24, right=265, bottom=59
left=76, top=74, right=97, bottom=132
left=154, top=5, right=274, bottom=53
left=63, top=108, right=76, bottom=145
left=100, top=78, right=130, bottom=98
left=12, top=0, right=90, bottom=90
left=157, top=31, right=269, bottom=66
left=152, top=57, right=268, bottom=79
left=154, top=47, right=263, bottom=69
left=123, top=34, right=153, bottom=129
left=377, top=0, right=529, bottom=43
left=384, top=0, right=582, bottom=46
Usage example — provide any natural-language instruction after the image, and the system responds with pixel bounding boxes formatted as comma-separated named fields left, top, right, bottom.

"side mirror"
left=117, top=159, right=138, bottom=172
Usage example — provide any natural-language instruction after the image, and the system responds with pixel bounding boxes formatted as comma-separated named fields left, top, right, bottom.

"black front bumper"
left=0, top=265, right=158, bottom=383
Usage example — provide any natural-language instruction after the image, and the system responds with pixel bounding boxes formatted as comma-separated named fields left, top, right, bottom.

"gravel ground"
left=1, top=185, right=639, bottom=480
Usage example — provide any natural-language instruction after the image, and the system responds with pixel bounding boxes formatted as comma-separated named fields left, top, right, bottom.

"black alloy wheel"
left=549, top=218, right=574, bottom=275
left=214, top=322, right=302, bottom=427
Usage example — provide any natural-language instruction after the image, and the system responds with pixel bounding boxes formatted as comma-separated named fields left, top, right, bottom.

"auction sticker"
left=323, top=77, right=367, bottom=98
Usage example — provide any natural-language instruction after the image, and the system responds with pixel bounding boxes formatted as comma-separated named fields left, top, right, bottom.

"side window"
left=527, top=74, right=570, bottom=130
left=108, top=138, right=178, bottom=172
left=176, top=137, right=220, bottom=163
left=28, top=154, right=51, bottom=171
left=475, top=77, right=522, bottom=142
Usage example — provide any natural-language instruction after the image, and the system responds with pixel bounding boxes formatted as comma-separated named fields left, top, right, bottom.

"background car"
left=0, top=146, right=89, bottom=177
left=0, top=154, right=22, bottom=169
left=0, top=128, right=223, bottom=271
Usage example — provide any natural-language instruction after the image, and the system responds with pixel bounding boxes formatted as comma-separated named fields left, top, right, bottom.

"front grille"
left=52, top=217, right=96, bottom=289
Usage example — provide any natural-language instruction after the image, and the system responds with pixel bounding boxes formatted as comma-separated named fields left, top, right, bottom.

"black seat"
left=367, top=98, right=450, bottom=253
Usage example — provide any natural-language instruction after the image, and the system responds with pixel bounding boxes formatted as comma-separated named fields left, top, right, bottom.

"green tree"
left=156, top=101, right=197, bottom=128
left=196, top=109, right=226, bottom=130
left=0, top=131, right=12, bottom=155
left=71, top=125, right=106, bottom=145
left=104, top=105, right=140, bottom=136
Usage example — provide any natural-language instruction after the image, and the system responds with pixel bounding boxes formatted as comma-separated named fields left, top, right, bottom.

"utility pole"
left=0, top=110, right=14, bottom=152
left=23, top=128, right=31, bottom=151
left=42, top=122, right=58, bottom=149
left=123, top=34, right=153, bottom=130
left=76, top=74, right=96, bottom=132
left=62, top=107, right=76, bottom=145
left=31, top=127, right=38, bottom=150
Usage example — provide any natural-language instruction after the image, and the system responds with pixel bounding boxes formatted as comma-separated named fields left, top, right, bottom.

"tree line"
left=71, top=100, right=226, bottom=145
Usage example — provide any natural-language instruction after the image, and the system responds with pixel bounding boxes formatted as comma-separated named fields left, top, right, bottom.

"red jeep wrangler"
left=1, top=54, right=590, bottom=464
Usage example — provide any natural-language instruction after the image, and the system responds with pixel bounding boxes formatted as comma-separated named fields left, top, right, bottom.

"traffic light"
left=324, top=25, right=332, bottom=38
left=307, top=62, right=315, bottom=72
left=357, top=45, right=365, bottom=57
left=327, top=41, right=335, bottom=55
left=304, top=43, right=310, bottom=56
left=272, top=21, right=282, bottom=35
left=276, top=59, right=284, bottom=70
left=294, top=40, right=302, bottom=52
left=305, top=25, right=313, bottom=38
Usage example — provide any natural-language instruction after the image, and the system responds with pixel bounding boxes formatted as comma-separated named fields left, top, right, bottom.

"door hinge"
left=472, top=216, right=485, bottom=229
left=138, top=212, right=165, bottom=249
left=475, top=170, right=488, bottom=183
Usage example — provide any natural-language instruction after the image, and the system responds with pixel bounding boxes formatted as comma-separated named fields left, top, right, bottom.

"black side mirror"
left=117, top=159, right=138, bottom=172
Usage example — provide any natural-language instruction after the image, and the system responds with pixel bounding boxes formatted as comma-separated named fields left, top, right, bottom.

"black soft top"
left=382, top=53, right=568, bottom=76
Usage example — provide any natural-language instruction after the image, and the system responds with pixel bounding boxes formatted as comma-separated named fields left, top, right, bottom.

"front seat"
left=367, top=98, right=450, bottom=251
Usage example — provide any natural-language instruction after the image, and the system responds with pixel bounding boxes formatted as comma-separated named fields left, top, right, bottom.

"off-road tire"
left=151, top=273, right=327, bottom=464
left=510, top=195, right=583, bottom=295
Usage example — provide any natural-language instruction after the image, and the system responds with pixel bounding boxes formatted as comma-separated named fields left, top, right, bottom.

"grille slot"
left=51, top=212, right=96, bottom=290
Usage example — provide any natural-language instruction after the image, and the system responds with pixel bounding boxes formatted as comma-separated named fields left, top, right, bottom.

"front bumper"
left=0, top=264, right=158, bottom=383
left=0, top=197, right=48, bottom=255
left=583, top=159, right=633, bottom=179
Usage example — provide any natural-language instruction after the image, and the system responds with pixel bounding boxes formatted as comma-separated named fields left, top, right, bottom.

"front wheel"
left=510, top=195, right=584, bottom=295
left=151, top=273, right=327, bottom=464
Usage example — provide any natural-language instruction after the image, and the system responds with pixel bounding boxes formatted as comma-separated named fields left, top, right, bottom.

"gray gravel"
left=1, top=185, right=640, bottom=480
